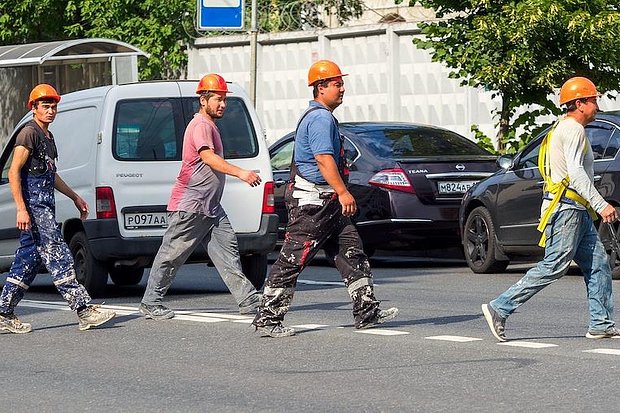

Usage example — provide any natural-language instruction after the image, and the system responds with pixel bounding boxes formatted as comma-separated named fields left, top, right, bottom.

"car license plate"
left=438, top=180, right=478, bottom=194
left=124, top=212, right=169, bottom=229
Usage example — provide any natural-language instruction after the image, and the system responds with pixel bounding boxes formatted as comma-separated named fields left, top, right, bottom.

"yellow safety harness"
left=536, top=123, right=598, bottom=247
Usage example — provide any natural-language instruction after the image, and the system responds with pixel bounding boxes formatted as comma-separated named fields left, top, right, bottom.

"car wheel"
left=597, top=209, right=620, bottom=280
left=69, top=231, right=108, bottom=297
left=241, top=253, right=268, bottom=290
left=463, top=206, right=509, bottom=273
left=109, top=266, right=144, bottom=286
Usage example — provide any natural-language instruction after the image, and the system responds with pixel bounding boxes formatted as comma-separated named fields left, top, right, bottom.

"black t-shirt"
left=14, top=120, right=58, bottom=176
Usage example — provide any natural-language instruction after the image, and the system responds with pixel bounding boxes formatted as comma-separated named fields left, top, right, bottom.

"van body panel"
left=0, top=81, right=277, bottom=291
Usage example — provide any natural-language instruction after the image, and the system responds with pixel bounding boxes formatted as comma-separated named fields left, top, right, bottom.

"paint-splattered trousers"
left=0, top=170, right=91, bottom=314
left=253, top=189, right=380, bottom=328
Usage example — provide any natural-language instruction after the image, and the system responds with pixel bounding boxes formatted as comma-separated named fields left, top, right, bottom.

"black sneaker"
left=256, top=323, right=295, bottom=338
left=586, top=326, right=620, bottom=339
left=357, top=307, right=399, bottom=329
left=139, top=303, right=175, bottom=320
left=482, top=303, right=507, bottom=342
left=239, top=294, right=262, bottom=315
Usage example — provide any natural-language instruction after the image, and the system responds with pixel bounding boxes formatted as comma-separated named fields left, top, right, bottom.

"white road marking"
left=297, top=279, right=344, bottom=286
left=19, top=299, right=252, bottom=323
left=297, top=279, right=379, bottom=286
left=425, top=335, right=483, bottom=342
left=355, top=329, right=409, bottom=336
left=498, top=341, right=558, bottom=349
left=583, top=349, right=620, bottom=355
left=291, top=324, right=329, bottom=330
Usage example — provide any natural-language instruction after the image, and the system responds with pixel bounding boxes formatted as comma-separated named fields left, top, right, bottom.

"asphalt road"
left=1, top=254, right=619, bottom=412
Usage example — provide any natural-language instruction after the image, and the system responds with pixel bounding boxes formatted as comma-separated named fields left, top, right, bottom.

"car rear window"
left=113, top=99, right=181, bottom=161
left=184, top=97, right=258, bottom=159
left=113, top=96, right=259, bottom=161
left=342, top=125, right=489, bottom=158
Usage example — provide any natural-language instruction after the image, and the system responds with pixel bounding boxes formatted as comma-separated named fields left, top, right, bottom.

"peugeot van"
left=0, top=81, right=278, bottom=297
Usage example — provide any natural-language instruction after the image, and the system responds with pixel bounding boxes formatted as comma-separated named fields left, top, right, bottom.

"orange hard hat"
left=307, top=60, right=348, bottom=87
left=559, top=76, right=599, bottom=105
left=28, top=84, right=61, bottom=109
left=196, top=73, right=229, bottom=94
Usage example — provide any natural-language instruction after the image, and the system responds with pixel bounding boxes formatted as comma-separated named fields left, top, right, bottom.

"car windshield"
left=341, top=125, right=489, bottom=158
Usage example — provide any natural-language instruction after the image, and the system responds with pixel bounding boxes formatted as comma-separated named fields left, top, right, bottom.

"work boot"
left=139, top=303, right=175, bottom=320
left=482, top=303, right=507, bottom=342
left=239, top=294, right=262, bottom=315
left=0, top=312, right=33, bottom=334
left=357, top=307, right=399, bottom=329
left=78, top=305, right=116, bottom=331
left=256, top=323, right=296, bottom=338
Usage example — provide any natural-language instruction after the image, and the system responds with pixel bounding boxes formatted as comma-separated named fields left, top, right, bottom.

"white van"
left=0, top=81, right=278, bottom=297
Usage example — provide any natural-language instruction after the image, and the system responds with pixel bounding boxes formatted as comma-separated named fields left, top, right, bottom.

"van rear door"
left=98, top=83, right=184, bottom=239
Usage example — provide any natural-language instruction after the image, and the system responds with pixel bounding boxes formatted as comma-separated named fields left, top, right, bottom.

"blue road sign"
left=197, top=0, right=245, bottom=30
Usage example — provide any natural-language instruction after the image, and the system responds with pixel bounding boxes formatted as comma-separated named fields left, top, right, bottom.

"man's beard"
left=206, top=107, right=223, bottom=118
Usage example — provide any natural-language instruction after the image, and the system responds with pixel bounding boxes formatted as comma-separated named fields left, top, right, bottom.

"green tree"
left=395, top=0, right=620, bottom=152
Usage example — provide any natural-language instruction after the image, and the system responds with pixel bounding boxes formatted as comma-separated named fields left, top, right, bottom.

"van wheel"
left=463, top=206, right=509, bottom=273
left=241, top=254, right=268, bottom=290
left=109, top=266, right=144, bottom=286
left=69, top=232, right=108, bottom=298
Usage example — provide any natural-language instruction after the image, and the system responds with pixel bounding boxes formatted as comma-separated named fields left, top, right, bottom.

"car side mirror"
left=497, top=154, right=514, bottom=170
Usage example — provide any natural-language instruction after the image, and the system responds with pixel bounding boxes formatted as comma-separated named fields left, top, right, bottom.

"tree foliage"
left=0, top=0, right=364, bottom=81
left=395, top=0, right=620, bottom=152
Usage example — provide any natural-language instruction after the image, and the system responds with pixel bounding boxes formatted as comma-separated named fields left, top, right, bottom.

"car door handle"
left=274, top=179, right=287, bottom=186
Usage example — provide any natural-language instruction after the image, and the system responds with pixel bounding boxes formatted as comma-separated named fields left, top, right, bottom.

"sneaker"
left=0, top=313, right=32, bottom=334
left=239, top=294, right=262, bottom=315
left=78, top=305, right=116, bottom=331
left=256, top=323, right=296, bottom=338
left=139, top=303, right=175, bottom=320
left=357, top=307, right=399, bottom=329
left=482, top=303, right=507, bottom=342
left=585, top=326, right=620, bottom=339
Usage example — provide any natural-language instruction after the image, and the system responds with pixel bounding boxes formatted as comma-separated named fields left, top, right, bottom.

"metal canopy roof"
left=0, top=38, right=149, bottom=67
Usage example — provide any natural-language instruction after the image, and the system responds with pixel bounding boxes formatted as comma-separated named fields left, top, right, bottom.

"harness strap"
left=536, top=124, right=597, bottom=247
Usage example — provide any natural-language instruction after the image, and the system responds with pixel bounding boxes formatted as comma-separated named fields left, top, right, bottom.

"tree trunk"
left=496, top=93, right=510, bottom=153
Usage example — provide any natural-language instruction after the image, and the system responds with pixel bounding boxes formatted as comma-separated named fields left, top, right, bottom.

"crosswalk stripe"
left=425, top=335, right=483, bottom=342
left=583, top=349, right=620, bottom=355
left=498, top=341, right=558, bottom=348
left=355, top=329, right=409, bottom=336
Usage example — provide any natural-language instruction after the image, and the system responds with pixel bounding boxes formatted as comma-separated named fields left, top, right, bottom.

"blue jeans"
left=491, top=208, right=615, bottom=333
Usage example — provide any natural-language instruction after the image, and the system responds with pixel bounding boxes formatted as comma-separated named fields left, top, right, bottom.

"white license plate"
left=438, top=180, right=478, bottom=194
left=124, top=212, right=169, bottom=229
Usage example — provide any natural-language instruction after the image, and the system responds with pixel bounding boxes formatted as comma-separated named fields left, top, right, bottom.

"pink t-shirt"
left=167, top=114, right=225, bottom=217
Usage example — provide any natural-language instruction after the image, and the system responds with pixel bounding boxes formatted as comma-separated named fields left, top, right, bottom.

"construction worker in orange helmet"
left=0, top=84, right=115, bottom=334
left=252, top=60, right=398, bottom=338
left=482, top=75, right=619, bottom=341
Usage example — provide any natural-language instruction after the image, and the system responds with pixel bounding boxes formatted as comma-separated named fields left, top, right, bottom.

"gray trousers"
left=141, top=211, right=258, bottom=306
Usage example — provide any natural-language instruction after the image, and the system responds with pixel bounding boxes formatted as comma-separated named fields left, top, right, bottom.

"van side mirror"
left=497, top=154, right=514, bottom=170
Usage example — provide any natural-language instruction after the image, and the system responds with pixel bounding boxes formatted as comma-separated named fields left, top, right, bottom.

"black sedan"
left=460, top=111, right=620, bottom=278
left=269, top=122, right=498, bottom=255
